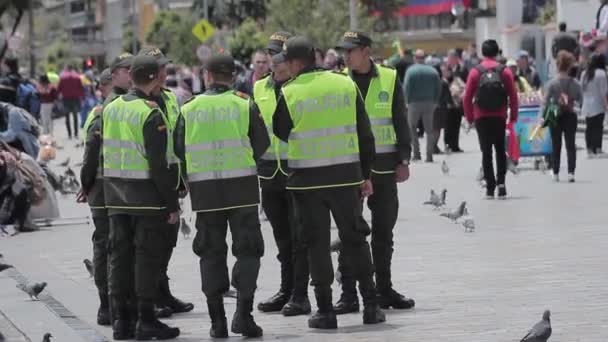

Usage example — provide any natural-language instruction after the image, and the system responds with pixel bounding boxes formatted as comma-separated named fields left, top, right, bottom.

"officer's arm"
left=272, top=94, right=293, bottom=142
left=80, top=115, right=101, bottom=194
left=355, top=93, right=376, bottom=180
left=391, top=80, right=412, bottom=162
left=249, top=101, right=270, bottom=162
left=143, top=110, right=179, bottom=213
left=173, top=113, right=187, bottom=191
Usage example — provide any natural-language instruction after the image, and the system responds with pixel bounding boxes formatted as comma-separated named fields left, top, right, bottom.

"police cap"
left=138, top=46, right=171, bottom=66
left=205, top=54, right=236, bottom=75
left=267, top=31, right=293, bottom=55
left=131, top=55, right=160, bottom=82
left=273, top=36, right=315, bottom=63
left=98, top=68, right=112, bottom=85
left=336, top=31, right=372, bottom=50
left=110, top=52, right=133, bottom=72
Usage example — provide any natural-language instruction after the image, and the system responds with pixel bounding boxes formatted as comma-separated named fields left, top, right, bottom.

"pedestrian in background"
left=404, top=49, right=441, bottom=162
left=517, top=50, right=542, bottom=90
left=37, top=74, right=57, bottom=135
left=542, top=51, right=583, bottom=182
left=580, top=53, right=607, bottom=157
left=235, top=50, right=270, bottom=96
left=552, top=22, right=580, bottom=59
left=57, top=64, right=84, bottom=139
left=464, top=39, right=518, bottom=199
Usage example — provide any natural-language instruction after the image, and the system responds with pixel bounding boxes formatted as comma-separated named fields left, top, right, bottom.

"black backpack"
left=474, top=65, right=508, bottom=111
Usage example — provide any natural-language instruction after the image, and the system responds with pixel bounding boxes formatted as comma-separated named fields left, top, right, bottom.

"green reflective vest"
left=253, top=75, right=289, bottom=176
left=182, top=91, right=257, bottom=183
left=162, top=89, right=180, bottom=130
left=364, top=66, right=397, bottom=155
left=283, top=71, right=360, bottom=174
left=102, top=96, right=175, bottom=210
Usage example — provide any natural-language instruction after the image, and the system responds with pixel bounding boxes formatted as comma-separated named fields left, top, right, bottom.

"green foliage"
left=122, top=26, right=142, bottom=54
left=145, top=10, right=200, bottom=65
left=265, top=0, right=373, bottom=50
left=44, top=33, right=80, bottom=72
left=228, top=18, right=266, bottom=63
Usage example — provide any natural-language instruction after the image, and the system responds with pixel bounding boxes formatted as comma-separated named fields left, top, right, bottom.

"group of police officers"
left=78, top=29, right=414, bottom=340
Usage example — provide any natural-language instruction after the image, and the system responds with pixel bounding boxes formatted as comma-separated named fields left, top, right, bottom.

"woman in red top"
left=37, top=74, right=58, bottom=135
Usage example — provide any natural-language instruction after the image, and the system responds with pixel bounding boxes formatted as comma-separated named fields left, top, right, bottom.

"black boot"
left=281, top=294, right=311, bottom=316
left=359, top=277, right=386, bottom=324
left=111, top=297, right=133, bottom=340
left=309, top=287, right=337, bottom=329
left=97, top=292, right=111, bottom=326
left=362, top=304, right=386, bottom=324
left=333, top=292, right=359, bottom=315
left=231, top=298, right=263, bottom=337
left=207, top=297, right=228, bottom=338
left=257, top=291, right=289, bottom=312
left=377, top=288, right=415, bottom=309
left=154, top=305, right=173, bottom=318
left=158, top=275, right=194, bottom=314
left=135, top=301, right=180, bottom=340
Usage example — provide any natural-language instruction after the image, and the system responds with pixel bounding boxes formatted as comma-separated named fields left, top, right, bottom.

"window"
left=71, top=1, right=85, bottom=13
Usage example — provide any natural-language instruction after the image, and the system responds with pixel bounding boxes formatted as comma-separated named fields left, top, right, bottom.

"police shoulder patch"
left=145, top=100, right=159, bottom=108
left=234, top=91, right=250, bottom=99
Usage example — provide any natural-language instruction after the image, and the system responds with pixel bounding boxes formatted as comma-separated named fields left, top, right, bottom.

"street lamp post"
left=349, top=0, right=358, bottom=30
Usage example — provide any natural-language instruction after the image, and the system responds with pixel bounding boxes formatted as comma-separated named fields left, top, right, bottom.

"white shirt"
left=599, top=5, right=608, bottom=32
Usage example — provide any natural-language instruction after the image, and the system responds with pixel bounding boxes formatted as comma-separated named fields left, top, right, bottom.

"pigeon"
left=440, top=189, right=447, bottom=206
left=330, top=239, right=342, bottom=253
left=58, top=157, right=70, bottom=167
left=441, top=160, right=450, bottom=175
left=0, top=263, right=13, bottom=272
left=521, top=310, right=552, bottom=342
left=83, top=259, right=94, bottom=278
left=462, top=215, right=475, bottom=233
left=180, top=218, right=191, bottom=240
left=223, top=288, right=237, bottom=299
left=440, top=201, right=467, bottom=223
left=42, top=333, right=52, bottom=342
left=423, top=190, right=443, bottom=210
left=16, top=281, right=47, bottom=300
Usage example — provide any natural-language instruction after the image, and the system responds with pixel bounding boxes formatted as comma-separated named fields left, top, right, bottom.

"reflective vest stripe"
left=104, top=168, right=151, bottom=179
left=105, top=138, right=180, bottom=164
left=369, top=118, right=393, bottom=126
left=185, top=138, right=252, bottom=152
left=289, top=125, right=357, bottom=140
left=288, top=153, right=359, bottom=168
left=261, top=150, right=289, bottom=160
left=375, top=145, right=397, bottom=153
left=187, top=167, right=258, bottom=182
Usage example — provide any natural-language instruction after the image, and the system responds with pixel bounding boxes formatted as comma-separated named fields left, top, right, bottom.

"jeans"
left=585, top=113, right=605, bottom=153
left=408, top=102, right=437, bottom=159
left=475, top=117, right=507, bottom=191
left=551, top=112, right=578, bottom=175
left=63, top=98, right=80, bottom=138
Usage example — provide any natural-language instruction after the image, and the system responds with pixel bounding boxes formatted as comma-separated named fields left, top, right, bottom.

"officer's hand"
left=178, top=189, right=188, bottom=199
left=76, top=190, right=87, bottom=203
left=167, top=211, right=180, bottom=225
left=360, top=180, right=374, bottom=198
left=395, top=164, right=410, bottom=183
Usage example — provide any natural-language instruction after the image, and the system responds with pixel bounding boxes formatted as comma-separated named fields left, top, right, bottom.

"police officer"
left=254, top=31, right=311, bottom=316
left=137, top=46, right=194, bottom=317
left=103, top=54, right=180, bottom=340
left=78, top=52, right=133, bottom=326
left=333, top=31, right=416, bottom=313
left=78, top=67, right=118, bottom=327
left=182, top=54, right=269, bottom=338
left=272, top=36, right=385, bottom=329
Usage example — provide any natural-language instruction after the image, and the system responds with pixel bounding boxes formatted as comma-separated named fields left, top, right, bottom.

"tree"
left=0, top=0, right=42, bottom=60
left=145, top=11, right=200, bottom=65
left=265, top=0, right=373, bottom=50
left=228, top=18, right=266, bottom=63
left=192, top=0, right=268, bottom=27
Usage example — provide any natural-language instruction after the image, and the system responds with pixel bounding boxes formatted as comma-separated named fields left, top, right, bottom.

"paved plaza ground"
left=1, top=125, right=608, bottom=341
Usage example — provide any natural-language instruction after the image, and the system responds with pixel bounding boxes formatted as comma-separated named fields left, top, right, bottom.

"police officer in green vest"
left=254, top=31, right=311, bottom=317
left=105, top=52, right=134, bottom=106
left=103, top=54, right=181, bottom=340
left=272, top=36, right=385, bottom=329
left=182, top=54, right=269, bottom=338
left=333, top=31, right=416, bottom=314
left=137, top=46, right=194, bottom=318
left=78, top=67, right=117, bottom=327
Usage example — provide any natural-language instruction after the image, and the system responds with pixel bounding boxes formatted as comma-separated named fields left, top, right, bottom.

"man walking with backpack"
left=463, top=39, right=518, bottom=199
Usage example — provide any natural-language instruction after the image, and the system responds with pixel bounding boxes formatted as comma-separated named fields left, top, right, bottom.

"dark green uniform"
left=80, top=83, right=128, bottom=326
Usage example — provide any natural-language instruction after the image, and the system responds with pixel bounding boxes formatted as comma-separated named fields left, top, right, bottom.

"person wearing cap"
left=333, top=30, right=415, bottom=315
left=506, top=59, right=533, bottom=93
left=516, top=50, right=541, bottom=90
left=137, top=46, right=195, bottom=318
left=235, top=50, right=271, bottom=96
left=404, top=49, right=441, bottom=162
left=272, top=35, right=385, bottom=329
left=102, top=54, right=181, bottom=340
left=78, top=67, right=114, bottom=327
left=444, top=49, right=467, bottom=153
left=182, top=53, right=269, bottom=338
left=105, top=52, right=134, bottom=106
left=253, top=31, right=311, bottom=317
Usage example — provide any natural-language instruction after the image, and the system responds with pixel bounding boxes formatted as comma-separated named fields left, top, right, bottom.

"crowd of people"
left=1, top=9, right=608, bottom=341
